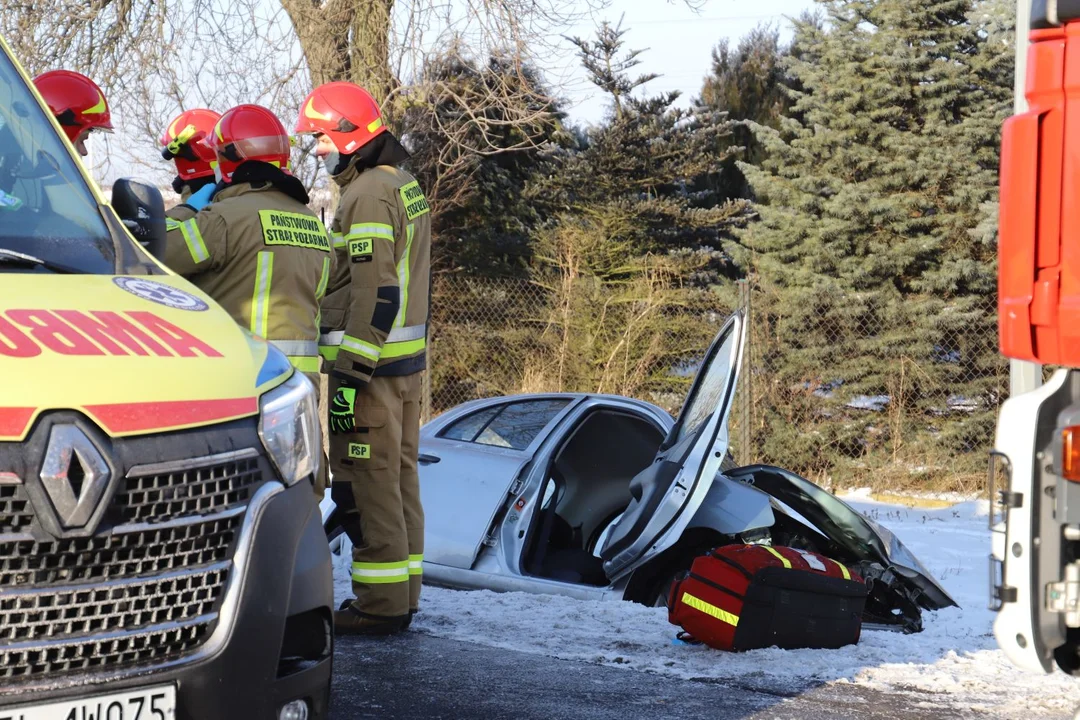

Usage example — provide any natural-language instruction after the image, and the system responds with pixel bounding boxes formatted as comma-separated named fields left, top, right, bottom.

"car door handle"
left=419, top=453, right=441, bottom=465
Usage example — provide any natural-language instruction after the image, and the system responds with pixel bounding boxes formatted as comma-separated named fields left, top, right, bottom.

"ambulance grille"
left=0, top=519, right=239, bottom=681
left=0, top=565, right=227, bottom=647
left=0, top=515, right=241, bottom=588
left=0, top=620, right=212, bottom=680
left=0, top=449, right=271, bottom=684
left=114, top=454, right=265, bottom=523
left=0, top=484, right=33, bottom=534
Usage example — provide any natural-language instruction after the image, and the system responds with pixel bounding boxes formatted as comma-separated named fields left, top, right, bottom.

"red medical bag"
left=667, top=544, right=867, bottom=652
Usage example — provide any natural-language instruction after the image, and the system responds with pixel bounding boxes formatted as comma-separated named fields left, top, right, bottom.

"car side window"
left=441, top=406, right=501, bottom=442
left=439, top=399, right=570, bottom=450
left=673, top=321, right=738, bottom=444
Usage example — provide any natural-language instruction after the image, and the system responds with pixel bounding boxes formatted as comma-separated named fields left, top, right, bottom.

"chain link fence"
left=733, top=287, right=1005, bottom=493
left=422, top=275, right=1005, bottom=492
left=424, top=273, right=736, bottom=416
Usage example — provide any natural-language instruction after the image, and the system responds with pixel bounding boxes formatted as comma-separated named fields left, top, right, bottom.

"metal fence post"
left=738, top=279, right=752, bottom=464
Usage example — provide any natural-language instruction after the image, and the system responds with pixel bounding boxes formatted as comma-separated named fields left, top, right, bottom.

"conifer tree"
left=520, top=21, right=751, bottom=403
left=547, top=20, right=749, bottom=273
left=728, top=0, right=1013, bottom=480
left=698, top=24, right=791, bottom=198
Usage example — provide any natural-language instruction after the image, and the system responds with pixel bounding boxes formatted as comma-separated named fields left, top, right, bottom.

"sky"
left=559, top=0, right=817, bottom=125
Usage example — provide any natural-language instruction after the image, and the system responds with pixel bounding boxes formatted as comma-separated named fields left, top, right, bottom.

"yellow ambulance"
left=0, top=33, right=332, bottom=720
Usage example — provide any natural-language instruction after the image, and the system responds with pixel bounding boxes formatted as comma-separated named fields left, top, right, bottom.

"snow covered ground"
left=326, top=491, right=1080, bottom=718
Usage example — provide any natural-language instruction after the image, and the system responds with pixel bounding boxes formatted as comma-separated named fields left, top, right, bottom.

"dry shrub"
left=527, top=212, right=730, bottom=412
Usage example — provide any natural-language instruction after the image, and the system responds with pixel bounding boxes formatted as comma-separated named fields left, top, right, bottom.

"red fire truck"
left=992, top=0, right=1080, bottom=681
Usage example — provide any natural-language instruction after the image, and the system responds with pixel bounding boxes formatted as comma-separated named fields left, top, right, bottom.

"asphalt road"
left=329, top=633, right=989, bottom=720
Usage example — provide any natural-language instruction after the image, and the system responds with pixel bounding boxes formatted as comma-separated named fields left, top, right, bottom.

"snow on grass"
left=326, top=494, right=1080, bottom=717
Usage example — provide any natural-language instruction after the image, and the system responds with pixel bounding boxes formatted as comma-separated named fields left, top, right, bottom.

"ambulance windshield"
left=0, top=48, right=144, bottom=274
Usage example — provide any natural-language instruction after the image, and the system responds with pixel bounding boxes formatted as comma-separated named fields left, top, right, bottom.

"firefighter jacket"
left=164, top=161, right=335, bottom=374
left=319, top=160, right=431, bottom=386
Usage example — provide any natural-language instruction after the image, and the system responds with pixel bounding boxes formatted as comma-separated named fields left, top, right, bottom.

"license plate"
left=0, top=685, right=175, bottom=720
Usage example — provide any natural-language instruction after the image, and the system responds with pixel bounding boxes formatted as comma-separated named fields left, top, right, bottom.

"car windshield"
left=0, top=46, right=155, bottom=275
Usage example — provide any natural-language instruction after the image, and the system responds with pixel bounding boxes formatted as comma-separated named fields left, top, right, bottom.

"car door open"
left=600, top=310, right=747, bottom=580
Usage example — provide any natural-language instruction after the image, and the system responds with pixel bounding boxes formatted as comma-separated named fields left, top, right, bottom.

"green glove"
left=330, top=386, right=356, bottom=434
left=0, top=190, right=23, bottom=211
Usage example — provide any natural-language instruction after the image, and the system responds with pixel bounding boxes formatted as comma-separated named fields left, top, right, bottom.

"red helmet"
left=32, top=70, right=113, bottom=144
left=295, top=82, right=387, bottom=154
left=161, top=109, right=221, bottom=181
left=202, top=104, right=291, bottom=183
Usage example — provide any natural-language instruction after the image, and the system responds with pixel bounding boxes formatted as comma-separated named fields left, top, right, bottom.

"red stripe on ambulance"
left=0, top=407, right=35, bottom=438
left=85, top=398, right=258, bottom=434
left=0, top=310, right=223, bottom=358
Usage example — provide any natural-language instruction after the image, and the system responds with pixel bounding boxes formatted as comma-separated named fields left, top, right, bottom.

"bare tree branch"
left=0, top=0, right=708, bottom=196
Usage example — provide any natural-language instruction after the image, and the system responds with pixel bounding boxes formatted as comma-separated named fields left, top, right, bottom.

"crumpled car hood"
left=724, top=464, right=958, bottom=632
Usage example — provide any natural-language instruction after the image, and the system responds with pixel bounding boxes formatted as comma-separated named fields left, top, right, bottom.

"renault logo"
left=38, top=424, right=112, bottom=530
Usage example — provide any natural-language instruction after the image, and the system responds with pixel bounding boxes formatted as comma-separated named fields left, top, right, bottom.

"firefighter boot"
left=334, top=600, right=408, bottom=636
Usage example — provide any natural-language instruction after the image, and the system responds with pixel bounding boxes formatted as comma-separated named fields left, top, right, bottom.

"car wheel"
left=644, top=541, right=739, bottom=607
left=648, top=569, right=681, bottom=608
left=625, top=532, right=730, bottom=606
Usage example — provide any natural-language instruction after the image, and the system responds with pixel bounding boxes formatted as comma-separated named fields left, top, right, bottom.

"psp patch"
left=349, top=238, right=373, bottom=263
left=398, top=181, right=430, bottom=221
left=113, top=277, right=209, bottom=312
left=348, top=443, right=371, bottom=460
left=258, top=210, right=331, bottom=251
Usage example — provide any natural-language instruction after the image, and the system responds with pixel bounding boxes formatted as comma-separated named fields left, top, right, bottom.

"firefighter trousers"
left=329, top=373, right=423, bottom=619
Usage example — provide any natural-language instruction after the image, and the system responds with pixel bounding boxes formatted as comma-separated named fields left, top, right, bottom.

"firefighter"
left=295, top=82, right=430, bottom=635
left=32, top=70, right=113, bottom=158
left=160, top=108, right=221, bottom=204
left=162, top=104, right=334, bottom=493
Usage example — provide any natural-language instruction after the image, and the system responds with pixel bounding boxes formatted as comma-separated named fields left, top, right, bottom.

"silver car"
left=324, top=310, right=957, bottom=632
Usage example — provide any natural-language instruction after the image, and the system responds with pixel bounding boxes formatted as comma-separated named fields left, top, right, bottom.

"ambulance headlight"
left=258, top=371, right=321, bottom=486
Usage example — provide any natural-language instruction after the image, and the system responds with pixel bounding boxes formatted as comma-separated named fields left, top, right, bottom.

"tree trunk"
left=348, top=0, right=395, bottom=105
left=280, top=0, right=395, bottom=104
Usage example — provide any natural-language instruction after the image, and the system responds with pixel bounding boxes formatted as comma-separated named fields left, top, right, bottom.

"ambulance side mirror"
left=112, top=178, right=167, bottom=261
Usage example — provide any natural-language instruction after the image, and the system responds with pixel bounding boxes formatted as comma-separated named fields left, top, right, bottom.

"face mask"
left=323, top=151, right=342, bottom=176
left=213, top=164, right=224, bottom=183
left=74, top=130, right=91, bottom=159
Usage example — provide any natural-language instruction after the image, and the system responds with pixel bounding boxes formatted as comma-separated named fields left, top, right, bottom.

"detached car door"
left=600, top=310, right=747, bottom=580
left=419, top=397, right=577, bottom=569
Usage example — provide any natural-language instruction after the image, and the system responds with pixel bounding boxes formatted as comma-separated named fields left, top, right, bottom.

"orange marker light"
left=1063, top=426, right=1080, bottom=482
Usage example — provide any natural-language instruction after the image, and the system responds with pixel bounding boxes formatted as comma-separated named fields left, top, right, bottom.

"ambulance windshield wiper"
left=0, top=248, right=80, bottom=274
